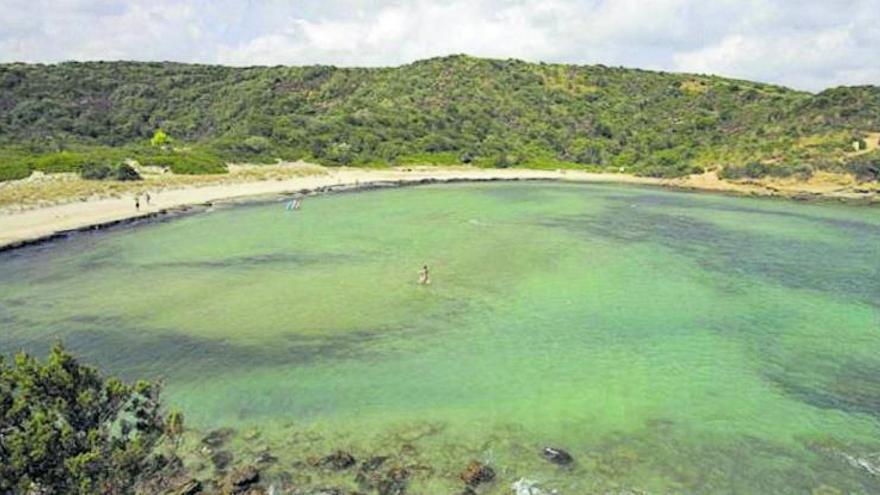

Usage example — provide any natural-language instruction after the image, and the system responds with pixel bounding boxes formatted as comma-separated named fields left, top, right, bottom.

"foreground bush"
left=0, top=344, right=176, bottom=494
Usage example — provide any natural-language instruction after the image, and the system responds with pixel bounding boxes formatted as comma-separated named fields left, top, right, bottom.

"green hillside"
left=0, top=55, right=878, bottom=181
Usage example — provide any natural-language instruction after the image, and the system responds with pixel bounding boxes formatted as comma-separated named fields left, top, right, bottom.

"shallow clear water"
left=2, top=182, right=879, bottom=493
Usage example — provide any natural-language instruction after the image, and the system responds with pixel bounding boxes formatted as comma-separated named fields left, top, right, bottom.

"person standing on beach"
left=145, top=192, right=151, bottom=205
left=135, top=196, right=140, bottom=211
left=418, top=264, right=430, bottom=285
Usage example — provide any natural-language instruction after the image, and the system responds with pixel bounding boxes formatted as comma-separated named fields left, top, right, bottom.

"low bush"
left=521, top=156, right=589, bottom=170
left=114, top=162, right=142, bottom=181
left=720, top=161, right=817, bottom=181
left=768, top=163, right=814, bottom=180
left=395, top=151, right=465, bottom=166
left=79, top=162, right=112, bottom=180
left=719, top=162, right=771, bottom=180
left=844, top=152, right=880, bottom=182
left=31, top=151, right=91, bottom=173
left=0, top=160, right=31, bottom=181
left=208, top=137, right=278, bottom=164
left=638, top=163, right=704, bottom=178
left=139, top=151, right=227, bottom=175
left=80, top=162, right=142, bottom=181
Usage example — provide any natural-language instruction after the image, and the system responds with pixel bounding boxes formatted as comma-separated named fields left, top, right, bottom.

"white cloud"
left=0, top=0, right=878, bottom=91
left=673, top=3, right=880, bottom=89
left=220, top=1, right=557, bottom=66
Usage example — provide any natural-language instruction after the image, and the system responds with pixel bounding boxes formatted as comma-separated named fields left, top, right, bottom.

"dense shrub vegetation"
left=0, top=344, right=180, bottom=494
left=0, top=56, right=877, bottom=181
left=845, top=151, right=880, bottom=181
left=80, top=161, right=142, bottom=181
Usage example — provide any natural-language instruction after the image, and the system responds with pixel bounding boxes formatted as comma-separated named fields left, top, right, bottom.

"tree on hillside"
left=150, top=129, right=170, bottom=148
left=0, top=344, right=179, bottom=494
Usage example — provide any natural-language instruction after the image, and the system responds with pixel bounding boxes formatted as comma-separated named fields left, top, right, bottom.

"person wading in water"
left=418, top=264, right=430, bottom=285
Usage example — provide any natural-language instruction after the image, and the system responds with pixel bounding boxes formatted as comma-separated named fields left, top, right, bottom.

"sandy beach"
left=0, top=163, right=876, bottom=251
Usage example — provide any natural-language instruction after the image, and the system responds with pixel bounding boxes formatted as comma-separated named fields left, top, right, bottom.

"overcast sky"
left=1, top=0, right=878, bottom=91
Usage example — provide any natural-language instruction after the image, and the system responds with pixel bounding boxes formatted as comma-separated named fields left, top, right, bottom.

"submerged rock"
left=356, top=457, right=409, bottom=495
left=255, top=450, right=278, bottom=465
left=211, top=451, right=234, bottom=471
left=459, top=460, right=495, bottom=487
left=225, top=465, right=260, bottom=494
left=202, top=428, right=236, bottom=448
left=542, top=447, right=573, bottom=466
left=360, top=456, right=389, bottom=472
left=320, top=450, right=357, bottom=470
left=377, top=466, right=409, bottom=495
left=358, top=465, right=409, bottom=495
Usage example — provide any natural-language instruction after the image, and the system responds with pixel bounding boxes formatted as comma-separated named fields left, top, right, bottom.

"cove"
left=2, top=182, right=879, bottom=493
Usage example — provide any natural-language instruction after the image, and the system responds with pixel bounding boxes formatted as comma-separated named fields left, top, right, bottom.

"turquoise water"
left=1, top=182, right=879, bottom=493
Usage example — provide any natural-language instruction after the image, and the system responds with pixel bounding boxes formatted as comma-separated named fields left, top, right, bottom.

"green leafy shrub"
left=767, top=163, right=814, bottom=180
left=207, top=137, right=278, bottom=164
left=638, top=163, right=704, bottom=178
left=636, top=147, right=703, bottom=178
left=396, top=151, right=462, bottom=166
left=242, top=136, right=271, bottom=154
left=150, top=129, right=170, bottom=147
left=521, top=156, right=587, bottom=170
left=0, top=344, right=176, bottom=494
left=0, top=160, right=31, bottom=181
left=139, top=152, right=227, bottom=175
left=32, top=151, right=91, bottom=173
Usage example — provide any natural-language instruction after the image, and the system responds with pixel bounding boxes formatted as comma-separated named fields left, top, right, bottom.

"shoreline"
left=0, top=165, right=876, bottom=252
